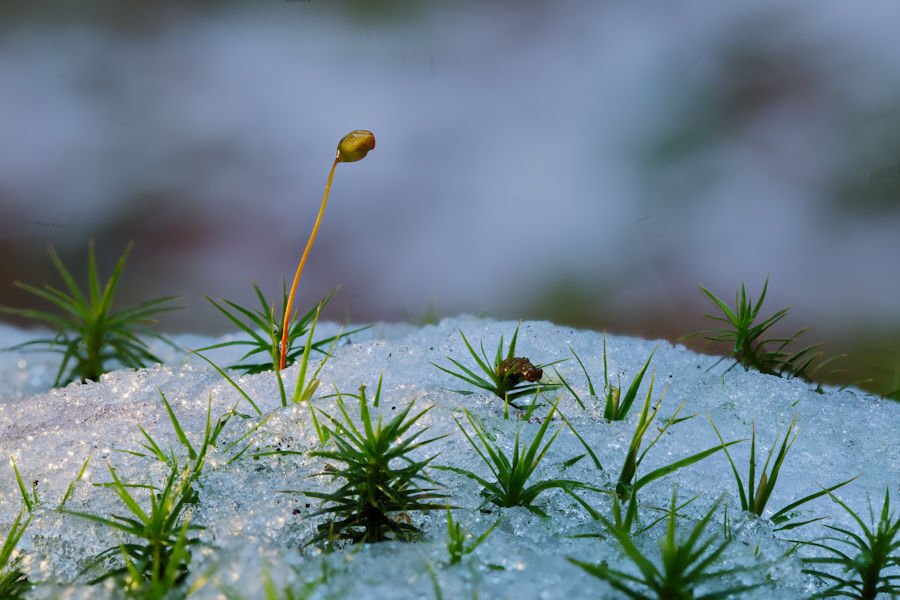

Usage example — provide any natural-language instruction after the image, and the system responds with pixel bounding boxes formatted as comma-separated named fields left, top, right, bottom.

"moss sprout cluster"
left=1, top=132, right=896, bottom=599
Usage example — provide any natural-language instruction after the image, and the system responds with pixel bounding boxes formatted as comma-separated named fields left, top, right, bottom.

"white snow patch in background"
left=1, top=318, right=897, bottom=599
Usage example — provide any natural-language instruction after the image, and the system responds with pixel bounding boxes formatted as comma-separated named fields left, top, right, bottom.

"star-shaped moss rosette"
left=0, top=240, right=181, bottom=386
left=433, top=323, right=563, bottom=412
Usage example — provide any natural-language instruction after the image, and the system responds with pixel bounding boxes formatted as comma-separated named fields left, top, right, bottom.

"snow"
left=1, top=317, right=897, bottom=599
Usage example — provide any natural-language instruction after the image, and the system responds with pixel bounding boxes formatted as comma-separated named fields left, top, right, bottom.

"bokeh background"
left=1, top=1, right=898, bottom=395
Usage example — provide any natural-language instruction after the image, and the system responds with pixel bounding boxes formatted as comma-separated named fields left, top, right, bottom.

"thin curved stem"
left=280, top=156, right=340, bottom=369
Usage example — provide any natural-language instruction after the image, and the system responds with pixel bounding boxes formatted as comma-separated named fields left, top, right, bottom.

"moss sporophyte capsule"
left=280, top=130, right=375, bottom=369
left=336, top=130, right=376, bottom=163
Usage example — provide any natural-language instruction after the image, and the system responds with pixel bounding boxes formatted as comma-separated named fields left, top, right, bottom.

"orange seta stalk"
left=279, top=130, right=375, bottom=370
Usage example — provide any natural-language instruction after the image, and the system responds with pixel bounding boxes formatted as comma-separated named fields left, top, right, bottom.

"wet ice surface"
left=1, top=317, right=897, bottom=599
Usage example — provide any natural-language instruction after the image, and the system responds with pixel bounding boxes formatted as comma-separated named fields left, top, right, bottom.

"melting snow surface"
left=1, top=317, right=897, bottom=599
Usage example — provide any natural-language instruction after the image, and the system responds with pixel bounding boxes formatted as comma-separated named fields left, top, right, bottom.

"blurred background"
left=1, top=1, right=898, bottom=396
